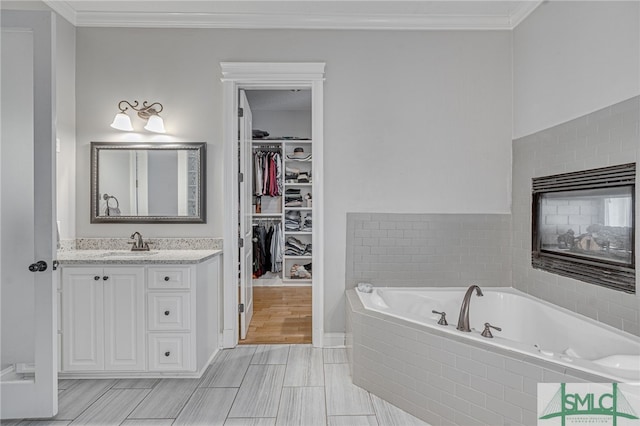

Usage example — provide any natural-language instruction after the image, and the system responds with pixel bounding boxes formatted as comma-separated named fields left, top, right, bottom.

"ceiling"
left=42, top=1, right=543, bottom=30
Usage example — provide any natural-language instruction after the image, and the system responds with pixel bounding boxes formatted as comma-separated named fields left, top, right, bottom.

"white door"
left=103, top=268, right=145, bottom=371
left=1, top=11, right=57, bottom=419
left=238, top=90, right=254, bottom=339
left=62, top=268, right=104, bottom=372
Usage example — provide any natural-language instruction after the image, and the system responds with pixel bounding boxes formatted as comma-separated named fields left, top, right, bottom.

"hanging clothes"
left=253, top=150, right=282, bottom=197
left=252, top=221, right=284, bottom=278
left=270, top=222, right=284, bottom=273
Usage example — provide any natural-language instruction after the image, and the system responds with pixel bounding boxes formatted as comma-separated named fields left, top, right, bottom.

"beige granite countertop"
left=57, top=249, right=222, bottom=265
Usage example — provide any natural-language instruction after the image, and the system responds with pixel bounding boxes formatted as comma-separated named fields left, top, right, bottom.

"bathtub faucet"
left=456, top=285, right=483, bottom=332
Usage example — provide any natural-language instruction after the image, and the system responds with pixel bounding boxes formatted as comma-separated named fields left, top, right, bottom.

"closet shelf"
left=284, top=182, right=312, bottom=186
left=285, top=231, right=312, bottom=235
left=253, top=139, right=312, bottom=143
left=284, top=255, right=312, bottom=260
left=254, top=213, right=282, bottom=217
left=284, top=207, right=312, bottom=211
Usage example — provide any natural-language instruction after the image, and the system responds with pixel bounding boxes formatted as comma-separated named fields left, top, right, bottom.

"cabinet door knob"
left=164, top=351, right=170, bottom=357
left=164, top=276, right=170, bottom=281
left=94, top=276, right=100, bottom=281
left=103, top=276, right=109, bottom=280
left=164, top=310, right=170, bottom=316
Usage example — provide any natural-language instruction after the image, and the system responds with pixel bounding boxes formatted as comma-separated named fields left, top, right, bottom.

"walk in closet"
left=240, top=89, right=314, bottom=343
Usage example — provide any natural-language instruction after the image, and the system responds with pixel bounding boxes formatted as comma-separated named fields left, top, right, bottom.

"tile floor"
left=4, top=345, right=430, bottom=426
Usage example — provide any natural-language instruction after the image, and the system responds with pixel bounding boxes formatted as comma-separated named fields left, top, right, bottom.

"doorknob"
left=28, top=260, right=47, bottom=272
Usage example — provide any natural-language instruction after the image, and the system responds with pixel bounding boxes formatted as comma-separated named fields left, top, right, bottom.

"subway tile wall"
left=346, top=213, right=512, bottom=289
left=512, top=96, right=640, bottom=337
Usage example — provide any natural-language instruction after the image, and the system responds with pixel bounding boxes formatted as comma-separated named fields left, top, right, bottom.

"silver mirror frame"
left=90, top=142, right=206, bottom=223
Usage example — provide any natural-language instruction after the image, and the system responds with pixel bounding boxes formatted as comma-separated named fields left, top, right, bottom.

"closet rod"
left=253, top=145, right=281, bottom=150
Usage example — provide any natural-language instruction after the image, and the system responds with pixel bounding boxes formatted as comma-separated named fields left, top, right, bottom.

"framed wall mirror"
left=91, top=142, right=206, bottom=223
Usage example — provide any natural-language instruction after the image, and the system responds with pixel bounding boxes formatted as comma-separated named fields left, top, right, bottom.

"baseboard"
left=323, top=332, right=346, bottom=348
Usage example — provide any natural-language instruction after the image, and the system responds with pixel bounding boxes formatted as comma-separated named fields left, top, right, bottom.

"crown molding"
left=509, top=0, right=544, bottom=28
left=221, top=62, right=326, bottom=82
left=42, top=1, right=542, bottom=31
left=43, top=0, right=77, bottom=25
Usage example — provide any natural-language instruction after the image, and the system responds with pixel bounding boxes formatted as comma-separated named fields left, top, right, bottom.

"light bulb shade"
left=110, top=112, right=133, bottom=131
left=144, top=114, right=166, bottom=133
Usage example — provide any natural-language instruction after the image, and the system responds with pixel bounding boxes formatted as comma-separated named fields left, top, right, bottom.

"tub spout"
left=456, top=285, right=483, bottom=332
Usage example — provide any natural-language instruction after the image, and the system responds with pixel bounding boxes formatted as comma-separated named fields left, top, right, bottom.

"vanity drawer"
left=147, top=293, right=191, bottom=331
left=148, top=267, right=191, bottom=289
left=148, top=333, right=191, bottom=371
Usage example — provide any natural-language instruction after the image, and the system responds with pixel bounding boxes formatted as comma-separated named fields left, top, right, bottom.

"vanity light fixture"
left=110, top=100, right=166, bottom=133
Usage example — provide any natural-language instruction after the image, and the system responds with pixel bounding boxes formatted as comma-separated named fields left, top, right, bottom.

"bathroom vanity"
left=56, top=249, right=222, bottom=378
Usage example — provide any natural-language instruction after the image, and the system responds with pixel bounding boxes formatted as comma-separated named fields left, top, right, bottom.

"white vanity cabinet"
left=61, top=267, right=145, bottom=372
left=57, top=251, right=221, bottom=378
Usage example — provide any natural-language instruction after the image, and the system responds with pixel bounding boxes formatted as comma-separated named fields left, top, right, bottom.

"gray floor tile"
left=323, top=348, right=348, bottom=364
left=69, top=389, right=150, bottom=425
left=325, top=364, right=374, bottom=416
left=15, top=422, right=71, bottom=426
left=200, top=346, right=256, bottom=388
left=174, top=388, right=237, bottom=426
left=283, top=345, right=324, bottom=387
left=54, top=379, right=116, bottom=420
left=128, top=378, right=200, bottom=419
left=328, top=416, right=379, bottom=426
left=250, top=345, right=290, bottom=365
left=224, top=419, right=276, bottom=426
left=112, top=379, right=159, bottom=389
left=228, top=365, right=286, bottom=418
left=371, top=394, right=431, bottom=426
left=276, top=387, right=326, bottom=426
left=120, top=420, right=174, bottom=426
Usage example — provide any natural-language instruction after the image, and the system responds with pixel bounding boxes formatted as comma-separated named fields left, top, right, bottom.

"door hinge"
left=239, top=172, right=244, bottom=183
left=239, top=237, right=244, bottom=248
left=239, top=303, right=245, bottom=313
left=238, top=107, right=244, bottom=118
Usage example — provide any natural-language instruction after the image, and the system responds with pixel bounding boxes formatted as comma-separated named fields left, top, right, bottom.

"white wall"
left=251, top=110, right=312, bottom=140
left=75, top=28, right=513, bottom=333
left=513, top=1, right=640, bottom=138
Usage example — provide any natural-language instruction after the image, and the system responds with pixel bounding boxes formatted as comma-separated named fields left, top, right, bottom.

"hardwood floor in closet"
left=241, top=286, right=312, bottom=344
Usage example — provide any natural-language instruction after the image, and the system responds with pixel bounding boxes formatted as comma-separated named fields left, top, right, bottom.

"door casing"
left=220, top=62, right=325, bottom=347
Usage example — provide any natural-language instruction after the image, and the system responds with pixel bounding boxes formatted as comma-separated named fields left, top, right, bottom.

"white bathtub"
left=356, top=286, right=640, bottom=382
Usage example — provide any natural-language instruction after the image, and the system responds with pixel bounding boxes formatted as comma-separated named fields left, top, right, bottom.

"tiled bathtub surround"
left=72, top=237, right=223, bottom=251
left=346, top=213, right=511, bottom=289
left=512, top=96, right=640, bottom=337
left=346, top=290, right=617, bottom=426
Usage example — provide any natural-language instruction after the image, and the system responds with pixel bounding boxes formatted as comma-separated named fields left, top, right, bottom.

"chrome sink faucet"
left=456, top=284, right=483, bottom=332
left=129, top=231, right=150, bottom=251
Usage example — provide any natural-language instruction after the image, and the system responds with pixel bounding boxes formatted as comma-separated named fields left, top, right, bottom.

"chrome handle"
left=164, top=310, right=170, bottom=316
left=164, top=351, right=170, bottom=357
left=481, top=322, right=502, bottom=338
left=432, top=310, right=448, bottom=326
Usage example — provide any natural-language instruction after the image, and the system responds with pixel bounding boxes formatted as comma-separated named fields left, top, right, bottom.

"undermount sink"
left=101, top=251, right=159, bottom=257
